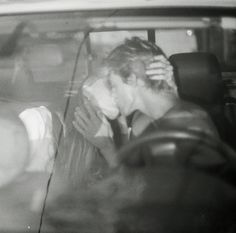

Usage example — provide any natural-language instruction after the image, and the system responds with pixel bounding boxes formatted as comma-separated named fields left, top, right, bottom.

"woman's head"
left=82, top=68, right=120, bottom=120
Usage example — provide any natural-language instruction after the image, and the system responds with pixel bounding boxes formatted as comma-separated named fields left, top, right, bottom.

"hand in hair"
left=145, top=55, right=177, bottom=91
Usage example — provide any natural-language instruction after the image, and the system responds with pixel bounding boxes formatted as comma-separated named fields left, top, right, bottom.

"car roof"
left=0, top=0, right=235, bottom=15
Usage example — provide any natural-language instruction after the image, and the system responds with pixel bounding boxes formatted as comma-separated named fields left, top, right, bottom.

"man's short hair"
left=106, top=37, right=168, bottom=90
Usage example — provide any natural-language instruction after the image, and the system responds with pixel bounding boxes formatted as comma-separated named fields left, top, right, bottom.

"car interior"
left=0, top=5, right=236, bottom=232
left=170, top=52, right=236, bottom=149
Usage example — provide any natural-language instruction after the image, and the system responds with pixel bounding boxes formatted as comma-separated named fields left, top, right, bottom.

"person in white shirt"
left=0, top=102, right=54, bottom=187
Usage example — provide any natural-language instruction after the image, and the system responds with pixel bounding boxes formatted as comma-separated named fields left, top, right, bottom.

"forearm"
left=100, top=143, right=118, bottom=168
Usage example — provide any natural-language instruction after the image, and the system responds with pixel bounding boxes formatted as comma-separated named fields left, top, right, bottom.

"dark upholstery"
left=169, top=52, right=235, bottom=148
left=169, top=52, right=224, bottom=106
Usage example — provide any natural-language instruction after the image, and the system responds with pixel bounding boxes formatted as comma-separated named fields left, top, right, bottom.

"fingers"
left=146, top=55, right=174, bottom=81
left=146, top=68, right=166, bottom=76
left=149, top=55, right=169, bottom=64
left=147, top=62, right=173, bottom=72
left=84, top=100, right=96, bottom=118
left=74, top=110, right=87, bottom=133
left=83, top=98, right=103, bottom=122
left=147, top=71, right=173, bottom=81
left=72, top=119, right=85, bottom=135
left=146, top=67, right=173, bottom=80
left=147, top=56, right=172, bottom=70
left=74, top=103, right=105, bottom=138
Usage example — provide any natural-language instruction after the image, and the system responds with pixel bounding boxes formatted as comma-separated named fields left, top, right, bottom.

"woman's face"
left=82, top=63, right=139, bottom=119
left=82, top=75, right=120, bottom=120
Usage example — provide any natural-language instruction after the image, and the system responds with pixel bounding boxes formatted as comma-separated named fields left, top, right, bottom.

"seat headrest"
left=169, top=52, right=224, bottom=106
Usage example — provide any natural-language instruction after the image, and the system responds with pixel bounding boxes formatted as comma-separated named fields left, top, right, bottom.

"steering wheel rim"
left=118, top=129, right=236, bottom=185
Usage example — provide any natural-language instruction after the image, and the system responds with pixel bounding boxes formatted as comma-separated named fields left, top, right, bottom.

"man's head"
left=106, top=37, right=166, bottom=88
left=0, top=105, right=29, bottom=187
left=104, top=37, right=176, bottom=116
left=82, top=37, right=176, bottom=118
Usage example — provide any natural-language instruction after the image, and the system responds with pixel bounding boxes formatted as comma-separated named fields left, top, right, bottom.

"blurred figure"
left=19, top=105, right=54, bottom=172
left=44, top=129, right=236, bottom=233
left=0, top=101, right=55, bottom=232
left=0, top=102, right=54, bottom=187
left=0, top=105, right=29, bottom=187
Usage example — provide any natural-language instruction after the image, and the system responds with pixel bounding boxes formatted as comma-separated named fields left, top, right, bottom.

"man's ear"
left=127, top=73, right=146, bottom=87
left=129, top=60, right=146, bottom=87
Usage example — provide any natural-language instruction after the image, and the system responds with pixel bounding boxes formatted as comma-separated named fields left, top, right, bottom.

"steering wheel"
left=117, top=129, right=236, bottom=186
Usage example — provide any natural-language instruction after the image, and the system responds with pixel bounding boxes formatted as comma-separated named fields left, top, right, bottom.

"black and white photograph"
left=0, top=0, right=236, bottom=232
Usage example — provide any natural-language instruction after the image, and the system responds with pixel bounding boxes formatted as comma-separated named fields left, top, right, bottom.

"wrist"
left=100, top=144, right=118, bottom=168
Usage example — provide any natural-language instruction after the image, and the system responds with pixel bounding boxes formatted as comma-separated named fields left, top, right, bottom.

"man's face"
left=107, top=72, right=136, bottom=117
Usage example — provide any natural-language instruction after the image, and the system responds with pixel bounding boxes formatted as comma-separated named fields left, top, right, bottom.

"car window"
left=155, top=29, right=197, bottom=56
left=90, top=29, right=197, bottom=62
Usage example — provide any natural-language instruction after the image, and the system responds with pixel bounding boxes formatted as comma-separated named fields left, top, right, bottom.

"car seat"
left=169, top=52, right=236, bottom=149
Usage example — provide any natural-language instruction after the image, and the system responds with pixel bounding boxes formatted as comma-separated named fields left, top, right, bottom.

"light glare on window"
left=187, top=30, right=193, bottom=36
